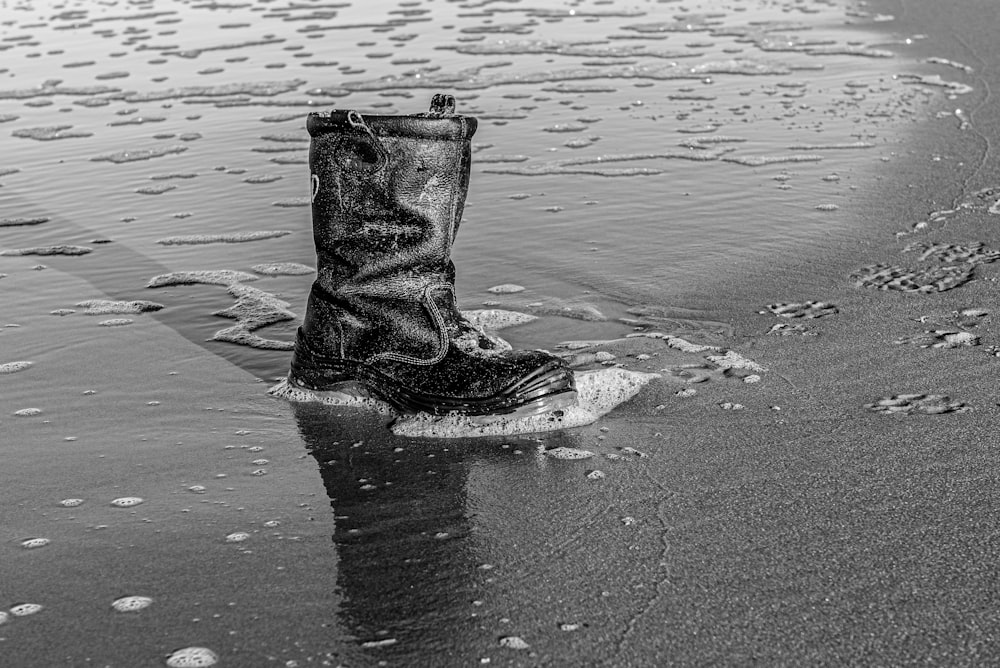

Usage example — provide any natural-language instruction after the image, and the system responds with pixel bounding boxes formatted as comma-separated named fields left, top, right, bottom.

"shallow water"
left=0, top=0, right=962, bottom=376
left=1, top=0, right=984, bottom=665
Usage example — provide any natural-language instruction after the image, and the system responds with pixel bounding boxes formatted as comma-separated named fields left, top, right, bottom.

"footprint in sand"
left=865, top=393, right=970, bottom=415
left=765, top=301, right=839, bottom=319
left=850, top=263, right=973, bottom=293
left=903, top=241, right=1000, bottom=265
left=893, top=330, right=979, bottom=348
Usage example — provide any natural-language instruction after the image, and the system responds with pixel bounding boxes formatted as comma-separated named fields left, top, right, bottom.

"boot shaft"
left=307, top=106, right=477, bottom=297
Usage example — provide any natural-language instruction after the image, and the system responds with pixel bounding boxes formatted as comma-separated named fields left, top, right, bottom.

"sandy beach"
left=3, top=0, right=1000, bottom=665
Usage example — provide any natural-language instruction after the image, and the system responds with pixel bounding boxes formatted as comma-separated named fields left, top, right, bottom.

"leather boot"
left=290, top=94, right=576, bottom=417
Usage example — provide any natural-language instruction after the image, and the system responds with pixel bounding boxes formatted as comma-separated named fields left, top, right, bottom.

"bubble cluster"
left=211, top=283, right=296, bottom=351
left=12, top=125, right=93, bottom=140
left=545, top=447, right=595, bottom=460
left=165, top=647, right=218, bottom=668
left=462, top=309, right=537, bottom=331
left=487, top=284, right=525, bottom=294
left=250, top=262, right=314, bottom=276
left=499, top=636, right=530, bottom=650
left=20, top=538, right=50, bottom=549
left=391, top=368, right=658, bottom=438
left=0, top=216, right=49, bottom=227
left=0, top=361, right=33, bottom=374
left=111, top=595, right=153, bottom=612
left=0, top=245, right=92, bottom=256
left=110, top=497, right=144, bottom=507
left=91, top=146, right=188, bottom=163
left=156, top=231, right=292, bottom=245
left=9, top=603, right=43, bottom=617
left=147, top=270, right=259, bottom=288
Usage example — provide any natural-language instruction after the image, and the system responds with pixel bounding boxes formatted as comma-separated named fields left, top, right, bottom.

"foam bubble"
left=166, top=647, right=218, bottom=667
left=20, top=538, right=50, bottom=549
left=110, top=497, right=144, bottom=507
left=0, top=361, right=33, bottom=374
left=10, top=603, right=43, bottom=617
left=76, top=299, right=164, bottom=314
left=147, top=270, right=259, bottom=288
left=0, top=245, right=92, bottom=256
left=112, top=595, right=153, bottom=612
left=499, top=636, right=530, bottom=650
left=109, top=116, right=166, bottom=127
left=722, top=154, right=823, bottom=166
left=14, top=407, right=42, bottom=416
left=788, top=142, right=876, bottom=152
left=91, top=146, right=188, bottom=163
left=925, top=57, right=974, bottom=73
left=151, top=173, right=198, bottom=181
left=545, top=447, right=595, bottom=460
left=392, top=368, right=658, bottom=438
left=705, top=350, right=767, bottom=373
left=454, top=40, right=691, bottom=60
left=211, top=283, right=296, bottom=350
left=361, top=638, right=398, bottom=648
left=12, top=125, right=93, bottom=140
left=225, top=532, right=250, bottom=542
left=462, top=309, right=537, bottom=331
left=99, top=318, right=134, bottom=327
left=243, top=174, right=284, bottom=184
left=487, top=284, right=525, bottom=294
left=250, top=262, right=314, bottom=276
left=60, top=498, right=84, bottom=507
left=900, top=74, right=973, bottom=95
left=0, top=216, right=49, bottom=227
left=271, top=197, right=310, bottom=207
left=519, top=297, right=606, bottom=321
left=268, top=378, right=395, bottom=414
left=124, top=79, right=302, bottom=102
left=136, top=184, right=176, bottom=195
left=156, top=231, right=292, bottom=245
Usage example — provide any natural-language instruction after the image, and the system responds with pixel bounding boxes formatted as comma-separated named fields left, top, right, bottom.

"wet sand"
left=3, top=0, right=1000, bottom=665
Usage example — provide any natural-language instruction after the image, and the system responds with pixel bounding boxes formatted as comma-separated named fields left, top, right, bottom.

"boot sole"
left=289, top=354, right=577, bottom=417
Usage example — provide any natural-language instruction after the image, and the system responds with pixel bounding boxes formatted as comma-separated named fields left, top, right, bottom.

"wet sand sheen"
left=4, top=0, right=1000, bottom=665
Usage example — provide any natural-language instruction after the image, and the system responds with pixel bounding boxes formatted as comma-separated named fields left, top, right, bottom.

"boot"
left=289, top=94, right=576, bottom=417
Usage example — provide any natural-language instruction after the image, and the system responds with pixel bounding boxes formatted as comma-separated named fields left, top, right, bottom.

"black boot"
left=290, top=94, right=576, bottom=417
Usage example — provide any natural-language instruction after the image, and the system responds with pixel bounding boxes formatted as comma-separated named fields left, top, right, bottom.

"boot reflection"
left=292, top=401, right=487, bottom=663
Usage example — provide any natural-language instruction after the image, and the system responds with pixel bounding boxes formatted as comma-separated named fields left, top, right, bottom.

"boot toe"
left=371, top=348, right=575, bottom=416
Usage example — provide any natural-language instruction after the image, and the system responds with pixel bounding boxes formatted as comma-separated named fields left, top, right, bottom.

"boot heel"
left=289, top=354, right=358, bottom=391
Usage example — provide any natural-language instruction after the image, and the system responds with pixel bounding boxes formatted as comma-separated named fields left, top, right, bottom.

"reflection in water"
left=293, top=401, right=488, bottom=663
